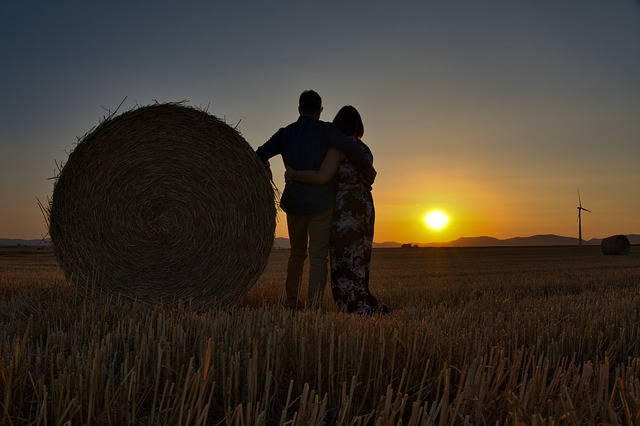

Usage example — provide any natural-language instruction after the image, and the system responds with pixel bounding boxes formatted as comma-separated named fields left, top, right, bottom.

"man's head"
left=298, top=90, right=323, bottom=118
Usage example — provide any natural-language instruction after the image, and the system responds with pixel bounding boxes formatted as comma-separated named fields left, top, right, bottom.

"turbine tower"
left=577, top=190, right=591, bottom=246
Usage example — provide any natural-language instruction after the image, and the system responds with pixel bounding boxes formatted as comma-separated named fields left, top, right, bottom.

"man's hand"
left=364, top=166, right=377, bottom=185
left=284, top=165, right=294, bottom=182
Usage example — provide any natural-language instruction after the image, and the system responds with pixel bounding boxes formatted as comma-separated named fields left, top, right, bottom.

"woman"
left=285, top=106, right=390, bottom=314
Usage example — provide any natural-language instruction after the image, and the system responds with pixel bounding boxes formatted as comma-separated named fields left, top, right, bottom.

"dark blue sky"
left=2, top=1, right=639, bottom=241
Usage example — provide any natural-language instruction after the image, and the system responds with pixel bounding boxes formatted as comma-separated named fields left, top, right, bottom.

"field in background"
left=1, top=246, right=640, bottom=424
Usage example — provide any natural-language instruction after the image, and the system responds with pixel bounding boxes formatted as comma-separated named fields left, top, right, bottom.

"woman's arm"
left=285, top=148, right=345, bottom=185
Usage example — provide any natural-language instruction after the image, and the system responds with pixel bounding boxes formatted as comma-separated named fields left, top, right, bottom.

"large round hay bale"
left=601, top=234, right=631, bottom=255
left=48, top=103, right=276, bottom=308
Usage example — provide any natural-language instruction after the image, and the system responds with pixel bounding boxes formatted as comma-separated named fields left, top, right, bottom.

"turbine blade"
left=577, top=189, right=582, bottom=207
left=583, top=208, right=591, bottom=213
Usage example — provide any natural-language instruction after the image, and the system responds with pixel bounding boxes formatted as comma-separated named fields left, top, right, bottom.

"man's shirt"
left=256, top=115, right=372, bottom=215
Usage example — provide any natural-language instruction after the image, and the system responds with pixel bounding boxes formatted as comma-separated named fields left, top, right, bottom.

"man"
left=256, top=90, right=375, bottom=309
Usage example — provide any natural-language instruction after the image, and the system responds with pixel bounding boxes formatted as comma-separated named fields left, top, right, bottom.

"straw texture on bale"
left=48, top=103, right=276, bottom=308
left=601, top=234, right=631, bottom=256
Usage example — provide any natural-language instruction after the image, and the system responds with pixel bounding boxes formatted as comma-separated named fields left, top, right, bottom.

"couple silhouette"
left=256, top=90, right=389, bottom=315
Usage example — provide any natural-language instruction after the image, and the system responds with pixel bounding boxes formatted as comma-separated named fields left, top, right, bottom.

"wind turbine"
left=576, top=190, right=591, bottom=246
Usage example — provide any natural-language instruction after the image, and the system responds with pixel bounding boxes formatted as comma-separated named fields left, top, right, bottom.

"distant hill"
left=0, top=238, right=50, bottom=247
left=373, top=241, right=405, bottom=248
left=407, top=234, right=640, bottom=248
left=271, top=234, right=640, bottom=249
left=273, top=238, right=410, bottom=249
left=3, top=234, right=638, bottom=248
left=273, top=237, right=291, bottom=249
left=425, top=234, right=586, bottom=247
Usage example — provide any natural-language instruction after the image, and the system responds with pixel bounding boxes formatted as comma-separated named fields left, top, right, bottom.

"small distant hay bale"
left=48, top=103, right=276, bottom=308
left=601, top=234, right=631, bottom=256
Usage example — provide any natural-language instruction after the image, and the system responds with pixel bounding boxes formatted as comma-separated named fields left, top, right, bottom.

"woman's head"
left=333, top=105, right=364, bottom=139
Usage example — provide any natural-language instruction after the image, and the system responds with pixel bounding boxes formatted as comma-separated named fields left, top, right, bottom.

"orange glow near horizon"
left=268, top=160, right=636, bottom=245
left=272, top=173, right=509, bottom=244
left=366, top=168, right=508, bottom=243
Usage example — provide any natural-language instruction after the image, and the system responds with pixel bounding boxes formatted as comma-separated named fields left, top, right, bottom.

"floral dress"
left=330, top=139, right=390, bottom=314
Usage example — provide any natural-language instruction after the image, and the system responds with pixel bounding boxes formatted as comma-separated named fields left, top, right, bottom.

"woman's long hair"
left=333, top=105, right=364, bottom=139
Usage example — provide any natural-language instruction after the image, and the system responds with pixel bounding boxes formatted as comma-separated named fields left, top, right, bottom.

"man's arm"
left=255, top=129, right=283, bottom=165
left=255, top=129, right=284, bottom=181
left=364, top=166, right=377, bottom=185
left=285, top=148, right=344, bottom=185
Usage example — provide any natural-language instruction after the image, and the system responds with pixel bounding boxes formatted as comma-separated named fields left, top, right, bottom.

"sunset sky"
left=2, top=1, right=639, bottom=244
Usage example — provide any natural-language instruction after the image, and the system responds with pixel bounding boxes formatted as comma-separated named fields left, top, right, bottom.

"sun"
left=424, top=210, right=449, bottom=230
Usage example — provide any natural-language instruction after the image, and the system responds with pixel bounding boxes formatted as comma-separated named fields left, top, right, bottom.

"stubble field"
left=1, top=245, right=639, bottom=425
